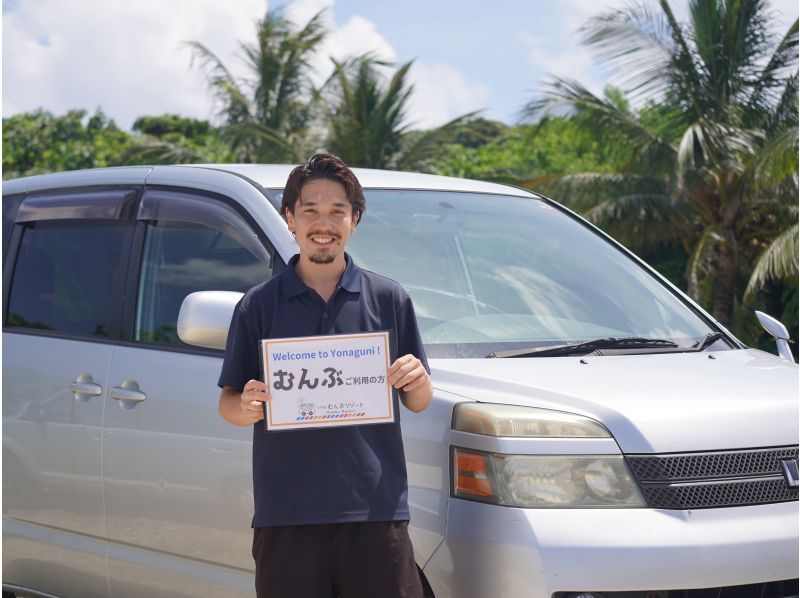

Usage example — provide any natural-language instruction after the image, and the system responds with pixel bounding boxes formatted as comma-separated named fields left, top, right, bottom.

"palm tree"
left=323, top=54, right=478, bottom=171
left=522, top=0, right=798, bottom=329
left=186, top=8, right=327, bottom=162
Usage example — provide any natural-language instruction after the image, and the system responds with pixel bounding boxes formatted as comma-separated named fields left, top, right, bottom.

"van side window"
left=135, top=220, right=271, bottom=346
left=6, top=221, right=130, bottom=337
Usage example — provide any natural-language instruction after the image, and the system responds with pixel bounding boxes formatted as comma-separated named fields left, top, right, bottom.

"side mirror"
left=755, top=311, right=795, bottom=363
left=177, top=291, right=243, bottom=350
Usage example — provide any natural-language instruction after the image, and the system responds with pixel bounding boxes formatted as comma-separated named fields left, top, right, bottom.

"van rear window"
left=6, top=221, right=128, bottom=338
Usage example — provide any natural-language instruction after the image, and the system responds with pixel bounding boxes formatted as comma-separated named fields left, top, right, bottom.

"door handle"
left=70, top=374, right=102, bottom=402
left=111, top=380, right=147, bottom=410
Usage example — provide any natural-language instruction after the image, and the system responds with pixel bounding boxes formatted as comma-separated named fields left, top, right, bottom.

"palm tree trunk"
left=711, top=233, right=738, bottom=326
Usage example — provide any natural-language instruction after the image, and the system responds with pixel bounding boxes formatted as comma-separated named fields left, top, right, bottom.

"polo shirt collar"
left=338, top=253, right=362, bottom=293
left=281, top=253, right=362, bottom=298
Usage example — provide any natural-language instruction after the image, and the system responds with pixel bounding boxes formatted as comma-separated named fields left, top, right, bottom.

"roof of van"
left=3, top=164, right=537, bottom=199
left=199, top=164, right=536, bottom=198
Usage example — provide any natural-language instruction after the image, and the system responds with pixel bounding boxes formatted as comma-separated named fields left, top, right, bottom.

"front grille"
left=628, top=447, right=799, bottom=481
left=626, top=446, right=798, bottom=509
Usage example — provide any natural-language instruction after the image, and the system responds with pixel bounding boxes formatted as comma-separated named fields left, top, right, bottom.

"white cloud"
left=406, top=62, right=489, bottom=129
left=16, top=1, right=770, bottom=133
left=306, top=12, right=398, bottom=87
left=515, top=0, right=633, bottom=101
left=284, top=0, right=333, bottom=27
left=285, top=0, right=482, bottom=128
left=2, top=0, right=265, bottom=129
left=516, top=30, right=599, bottom=94
left=328, top=15, right=397, bottom=63
left=2, top=0, right=486, bottom=132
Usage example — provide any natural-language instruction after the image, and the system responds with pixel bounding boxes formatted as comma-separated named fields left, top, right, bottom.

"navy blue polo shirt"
left=218, top=253, right=429, bottom=528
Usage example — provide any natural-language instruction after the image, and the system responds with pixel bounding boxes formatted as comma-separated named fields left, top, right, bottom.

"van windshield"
left=275, top=189, right=717, bottom=358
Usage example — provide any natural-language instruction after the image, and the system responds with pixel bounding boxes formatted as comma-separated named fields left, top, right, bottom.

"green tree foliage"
left=323, top=54, right=477, bottom=171
left=450, top=117, right=509, bottom=149
left=433, top=110, right=628, bottom=184
left=186, top=8, right=326, bottom=162
left=133, top=114, right=212, bottom=138
left=324, top=55, right=411, bottom=168
left=3, top=109, right=132, bottom=179
left=522, top=0, right=798, bottom=341
left=126, top=114, right=234, bottom=164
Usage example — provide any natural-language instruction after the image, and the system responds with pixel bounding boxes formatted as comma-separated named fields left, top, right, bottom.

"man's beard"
left=306, top=231, right=339, bottom=265
left=309, top=251, right=336, bottom=264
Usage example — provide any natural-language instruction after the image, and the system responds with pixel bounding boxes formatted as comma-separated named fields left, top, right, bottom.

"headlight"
left=453, top=402, right=610, bottom=438
left=451, top=403, right=644, bottom=507
left=453, top=448, right=645, bottom=508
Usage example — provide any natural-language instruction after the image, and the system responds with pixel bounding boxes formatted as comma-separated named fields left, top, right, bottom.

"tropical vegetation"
left=521, top=0, right=798, bottom=341
left=186, top=8, right=327, bottom=162
left=3, top=109, right=130, bottom=179
left=2, top=1, right=797, bottom=354
left=323, top=54, right=475, bottom=170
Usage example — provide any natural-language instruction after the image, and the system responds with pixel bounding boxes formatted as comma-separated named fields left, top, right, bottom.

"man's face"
left=286, top=178, right=357, bottom=265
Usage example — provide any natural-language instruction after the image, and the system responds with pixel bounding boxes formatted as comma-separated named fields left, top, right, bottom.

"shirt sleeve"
left=218, top=296, right=261, bottom=390
left=397, top=291, right=430, bottom=374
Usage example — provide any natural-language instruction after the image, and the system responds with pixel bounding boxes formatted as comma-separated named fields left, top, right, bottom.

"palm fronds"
left=745, top=222, right=799, bottom=301
left=523, top=0, right=798, bottom=326
left=522, top=78, right=676, bottom=172
left=185, top=8, right=327, bottom=162
left=323, top=54, right=480, bottom=171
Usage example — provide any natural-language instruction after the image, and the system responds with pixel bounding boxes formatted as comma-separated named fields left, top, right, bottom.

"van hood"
left=430, top=348, right=799, bottom=454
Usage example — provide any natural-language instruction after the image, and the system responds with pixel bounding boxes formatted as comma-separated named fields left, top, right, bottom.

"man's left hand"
left=388, top=354, right=429, bottom=392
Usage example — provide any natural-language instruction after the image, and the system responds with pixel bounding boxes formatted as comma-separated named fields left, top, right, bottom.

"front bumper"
left=422, top=499, right=799, bottom=598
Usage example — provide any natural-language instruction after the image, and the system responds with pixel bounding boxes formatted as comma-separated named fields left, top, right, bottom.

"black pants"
left=252, top=521, right=424, bottom=598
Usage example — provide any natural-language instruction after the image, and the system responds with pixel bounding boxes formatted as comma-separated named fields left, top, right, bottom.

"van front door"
left=102, top=188, right=275, bottom=597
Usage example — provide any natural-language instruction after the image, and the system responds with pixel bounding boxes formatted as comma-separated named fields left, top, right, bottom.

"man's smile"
left=308, top=233, right=339, bottom=245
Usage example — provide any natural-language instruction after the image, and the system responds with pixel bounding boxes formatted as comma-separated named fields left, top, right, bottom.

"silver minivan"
left=3, top=164, right=798, bottom=598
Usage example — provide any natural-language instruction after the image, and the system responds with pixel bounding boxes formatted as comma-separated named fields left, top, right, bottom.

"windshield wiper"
left=487, top=337, right=679, bottom=358
left=690, top=332, right=725, bottom=351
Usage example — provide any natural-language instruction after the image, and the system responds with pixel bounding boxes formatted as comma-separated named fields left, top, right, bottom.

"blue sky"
left=3, top=0, right=797, bottom=131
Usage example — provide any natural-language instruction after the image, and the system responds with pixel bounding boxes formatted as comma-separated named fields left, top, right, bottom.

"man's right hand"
left=241, top=379, right=270, bottom=420
left=219, top=381, right=271, bottom=426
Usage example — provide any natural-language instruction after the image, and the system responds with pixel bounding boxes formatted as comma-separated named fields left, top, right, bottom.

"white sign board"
left=261, top=331, right=393, bottom=431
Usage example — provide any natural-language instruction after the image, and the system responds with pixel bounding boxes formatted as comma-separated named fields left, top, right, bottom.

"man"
left=218, top=153, right=432, bottom=598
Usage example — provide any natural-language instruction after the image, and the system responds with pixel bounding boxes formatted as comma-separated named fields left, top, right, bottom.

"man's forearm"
left=219, top=387, right=258, bottom=426
left=401, top=380, right=433, bottom=413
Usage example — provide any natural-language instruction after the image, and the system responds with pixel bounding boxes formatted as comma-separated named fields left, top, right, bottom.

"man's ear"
left=285, top=208, right=295, bottom=232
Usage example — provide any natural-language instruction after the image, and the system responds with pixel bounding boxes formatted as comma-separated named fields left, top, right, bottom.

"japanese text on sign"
left=261, top=331, right=393, bottom=431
